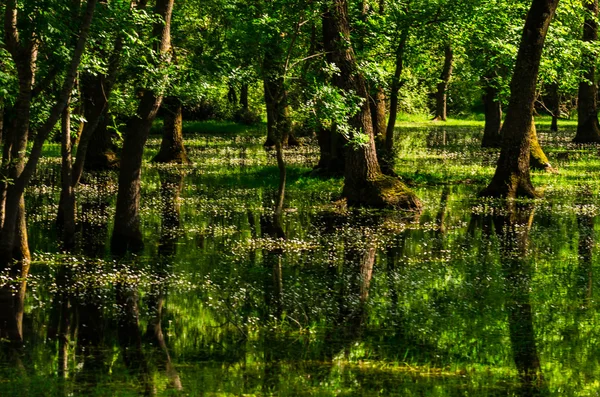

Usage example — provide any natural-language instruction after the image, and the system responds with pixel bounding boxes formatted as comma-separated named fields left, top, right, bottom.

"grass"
left=396, top=112, right=579, bottom=129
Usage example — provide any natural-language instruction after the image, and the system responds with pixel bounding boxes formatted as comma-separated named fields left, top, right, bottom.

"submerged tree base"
left=479, top=176, right=540, bottom=199
left=343, top=176, right=422, bottom=211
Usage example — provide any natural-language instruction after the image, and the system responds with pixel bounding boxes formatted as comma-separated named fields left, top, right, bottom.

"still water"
left=1, top=126, right=599, bottom=396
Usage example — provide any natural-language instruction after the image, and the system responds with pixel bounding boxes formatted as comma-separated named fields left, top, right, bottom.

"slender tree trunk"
left=480, top=0, right=559, bottom=198
left=370, top=87, right=386, bottom=140
left=323, top=0, right=420, bottom=210
left=314, top=126, right=346, bottom=176
left=111, top=0, right=174, bottom=254
left=432, top=45, right=453, bottom=122
left=481, top=83, right=502, bottom=148
left=548, top=82, right=560, bottom=132
left=57, top=102, right=76, bottom=248
left=240, top=83, right=249, bottom=110
left=153, top=96, right=190, bottom=164
left=385, top=30, right=409, bottom=155
left=574, top=0, right=600, bottom=143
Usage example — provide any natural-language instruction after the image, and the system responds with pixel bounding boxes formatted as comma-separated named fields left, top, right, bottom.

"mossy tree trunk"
left=153, top=96, right=190, bottom=164
left=574, top=0, right=600, bottom=143
left=111, top=0, right=174, bottom=254
left=480, top=0, right=559, bottom=199
left=323, top=0, right=421, bottom=210
left=529, top=119, right=556, bottom=172
left=432, top=45, right=453, bottom=122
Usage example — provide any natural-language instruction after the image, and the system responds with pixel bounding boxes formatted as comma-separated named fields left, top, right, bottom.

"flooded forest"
left=2, top=0, right=600, bottom=395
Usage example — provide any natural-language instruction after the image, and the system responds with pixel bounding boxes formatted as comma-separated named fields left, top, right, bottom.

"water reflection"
left=492, top=202, right=544, bottom=395
left=3, top=131, right=600, bottom=395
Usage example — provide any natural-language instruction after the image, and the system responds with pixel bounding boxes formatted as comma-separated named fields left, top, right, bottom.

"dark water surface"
left=1, top=126, right=600, bottom=396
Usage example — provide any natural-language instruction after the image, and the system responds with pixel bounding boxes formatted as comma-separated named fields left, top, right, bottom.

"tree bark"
left=481, top=82, right=502, bottom=148
left=153, top=96, right=190, bottom=164
left=432, top=45, right=453, bottom=122
left=111, top=0, right=174, bottom=254
left=574, top=0, right=600, bottom=143
left=370, top=86, right=387, bottom=140
left=480, top=0, right=559, bottom=198
left=323, top=0, right=420, bottom=210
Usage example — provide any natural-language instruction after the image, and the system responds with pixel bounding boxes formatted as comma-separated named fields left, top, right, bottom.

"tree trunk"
left=370, top=86, right=387, bottom=140
left=548, top=82, right=559, bottom=132
left=480, top=0, right=559, bottom=198
left=263, top=77, right=298, bottom=148
left=240, top=83, right=249, bottom=110
left=323, top=0, right=420, bottom=210
left=432, top=45, right=453, bottom=122
left=385, top=29, right=409, bottom=155
left=72, top=34, right=123, bottom=184
left=57, top=103, right=76, bottom=248
left=574, top=0, right=600, bottom=143
left=153, top=96, right=190, bottom=164
left=111, top=0, right=174, bottom=255
left=481, top=83, right=502, bottom=148
left=314, top=126, right=346, bottom=176
left=529, top=120, right=556, bottom=172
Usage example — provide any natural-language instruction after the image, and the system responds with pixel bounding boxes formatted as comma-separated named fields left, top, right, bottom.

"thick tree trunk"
left=323, top=0, right=420, bottom=210
left=385, top=30, right=408, bottom=155
left=480, top=0, right=559, bottom=198
left=481, top=83, right=502, bottom=148
left=153, top=96, right=190, bottom=164
left=574, top=0, right=600, bottom=143
left=432, top=45, right=453, bottom=122
left=111, top=0, right=174, bottom=254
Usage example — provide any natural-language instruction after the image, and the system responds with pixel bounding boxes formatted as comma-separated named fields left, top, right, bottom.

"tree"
left=432, top=44, right=453, bottom=122
left=480, top=0, right=559, bottom=198
left=323, top=0, right=420, bottom=209
left=573, top=0, right=600, bottom=143
left=111, top=0, right=175, bottom=254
